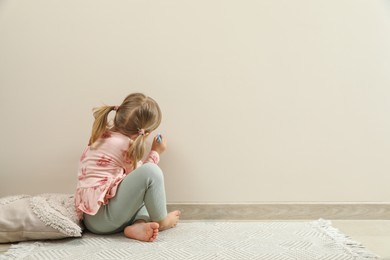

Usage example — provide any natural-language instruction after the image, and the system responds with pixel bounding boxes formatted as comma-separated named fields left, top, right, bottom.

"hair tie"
left=138, top=128, right=145, bottom=136
left=113, top=106, right=119, bottom=111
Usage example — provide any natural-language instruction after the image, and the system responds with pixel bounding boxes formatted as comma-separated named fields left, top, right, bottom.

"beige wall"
left=1, top=0, right=389, bottom=202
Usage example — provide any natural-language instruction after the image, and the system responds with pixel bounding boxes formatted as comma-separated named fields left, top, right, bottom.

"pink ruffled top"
left=74, top=131, right=159, bottom=219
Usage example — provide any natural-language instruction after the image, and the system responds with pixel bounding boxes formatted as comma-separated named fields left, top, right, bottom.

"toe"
left=150, top=222, right=160, bottom=229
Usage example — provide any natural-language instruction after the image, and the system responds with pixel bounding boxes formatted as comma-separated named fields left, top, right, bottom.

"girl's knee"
left=142, top=163, right=163, bottom=181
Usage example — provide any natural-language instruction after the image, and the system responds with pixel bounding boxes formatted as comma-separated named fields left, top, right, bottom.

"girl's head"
left=89, top=93, right=162, bottom=165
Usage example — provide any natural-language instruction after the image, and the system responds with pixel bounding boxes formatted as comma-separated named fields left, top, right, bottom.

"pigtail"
left=127, top=133, right=147, bottom=167
left=89, top=105, right=116, bottom=146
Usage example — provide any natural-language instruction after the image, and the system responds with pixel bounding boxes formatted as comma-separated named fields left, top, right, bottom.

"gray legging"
left=83, top=163, right=168, bottom=234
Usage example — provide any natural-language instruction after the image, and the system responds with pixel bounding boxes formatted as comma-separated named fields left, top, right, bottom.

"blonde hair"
left=89, top=93, right=162, bottom=166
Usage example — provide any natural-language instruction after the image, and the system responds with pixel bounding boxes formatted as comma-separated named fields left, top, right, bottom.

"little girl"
left=75, top=93, right=180, bottom=242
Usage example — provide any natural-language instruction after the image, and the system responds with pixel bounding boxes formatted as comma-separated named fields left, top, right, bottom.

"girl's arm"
left=143, top=134, right=167, bottom=164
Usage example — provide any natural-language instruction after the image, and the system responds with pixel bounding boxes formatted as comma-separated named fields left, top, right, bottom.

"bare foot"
left=123, top=221, right=159, bottom=242
left=158, top=210, right=181, bottom=231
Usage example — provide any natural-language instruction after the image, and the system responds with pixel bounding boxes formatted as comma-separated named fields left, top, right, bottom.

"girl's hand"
left=152, top=134, right=167, bottom=154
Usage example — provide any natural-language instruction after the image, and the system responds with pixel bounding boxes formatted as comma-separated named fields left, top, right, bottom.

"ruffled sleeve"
left=143, top=150, right=160, bottom=164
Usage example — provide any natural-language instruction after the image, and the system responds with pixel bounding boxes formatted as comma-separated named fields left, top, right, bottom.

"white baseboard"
left=167, top=203, right=390, bottom=220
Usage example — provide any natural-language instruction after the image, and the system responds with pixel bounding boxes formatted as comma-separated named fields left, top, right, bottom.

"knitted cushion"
left=0, top=194, right=82, bottom=243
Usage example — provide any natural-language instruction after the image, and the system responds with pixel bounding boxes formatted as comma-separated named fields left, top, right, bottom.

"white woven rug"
left=2, top=219, right=379, bottom=260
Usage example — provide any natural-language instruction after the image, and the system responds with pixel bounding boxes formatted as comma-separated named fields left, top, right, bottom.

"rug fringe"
left=314, top=219, right=380, bottom=259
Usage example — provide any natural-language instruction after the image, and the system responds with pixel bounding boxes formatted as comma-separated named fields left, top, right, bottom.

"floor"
left=1, top=220, right=389, bottom=259
left=331, top=220, right=390, bottom=259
